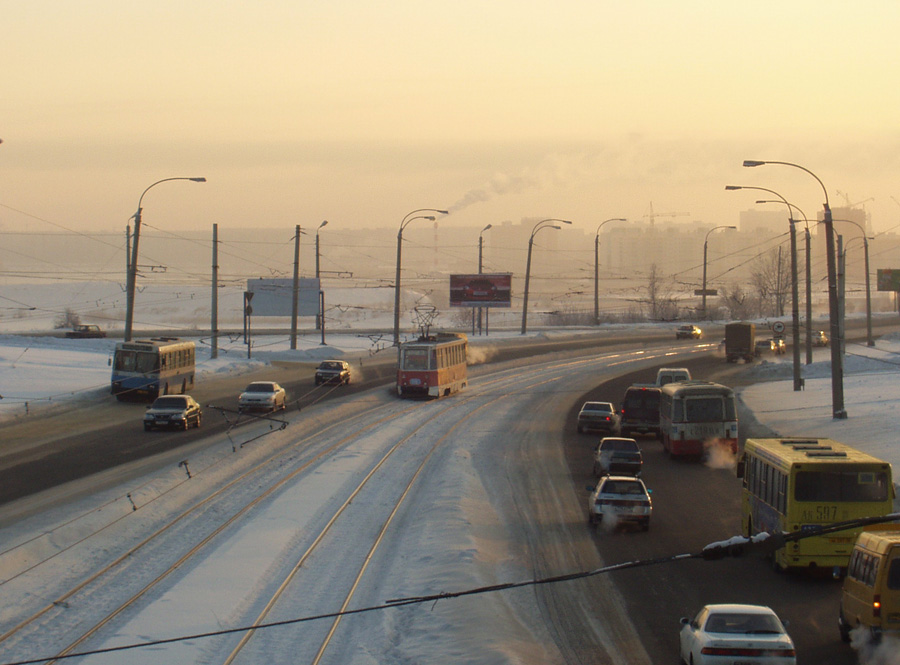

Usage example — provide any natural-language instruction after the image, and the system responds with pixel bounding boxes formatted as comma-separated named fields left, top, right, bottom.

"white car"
left=576, top=401, right=620, bottom=434
left=593, top=437, right=642, bottom=477
left=586, top=475, right=652, bottom=530
left=238, top=381, right=286, bottom=413
left=143, top=395, right=202, bottom=431
left=679, top=604, right=797, bottom=665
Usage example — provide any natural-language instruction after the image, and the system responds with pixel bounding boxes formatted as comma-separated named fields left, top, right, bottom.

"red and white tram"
left=396, top=332, right=468, bottom=398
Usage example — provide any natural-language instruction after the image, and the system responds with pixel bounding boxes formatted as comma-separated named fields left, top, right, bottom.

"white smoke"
left=466, top=345, right=498, bottom=366
left=448, top=170, right=540, bottom=214
left=851, top=626, right=900, bottom=665
left=704, top=438, right=737, bottom=470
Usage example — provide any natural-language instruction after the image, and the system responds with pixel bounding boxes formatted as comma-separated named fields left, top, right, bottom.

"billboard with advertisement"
left=449, top=273, right=512, bottom=308
left=877, top=269, right=900, bottom=292
left=247, top=278, right=320, bottom=316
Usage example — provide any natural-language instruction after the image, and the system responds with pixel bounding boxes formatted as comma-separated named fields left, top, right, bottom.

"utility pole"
left=211, top=223, right=218, bottom=359
left=291, top=224, right=300, bottom=350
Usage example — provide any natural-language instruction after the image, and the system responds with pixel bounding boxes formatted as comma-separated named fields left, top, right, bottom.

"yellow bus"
left=737, top=437, right=895, bottom=572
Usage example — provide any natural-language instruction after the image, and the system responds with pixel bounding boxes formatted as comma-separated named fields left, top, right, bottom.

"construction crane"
left=835, top=190, right=874, bottom=208
left=642, top=202, right=689, bottom=228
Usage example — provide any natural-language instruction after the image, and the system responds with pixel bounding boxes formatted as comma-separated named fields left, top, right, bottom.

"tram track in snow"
left=0, top=341, right=705, bottom=665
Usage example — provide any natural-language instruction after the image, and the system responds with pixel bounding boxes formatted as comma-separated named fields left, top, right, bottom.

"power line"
left=4, top=513, right=896, bottom=665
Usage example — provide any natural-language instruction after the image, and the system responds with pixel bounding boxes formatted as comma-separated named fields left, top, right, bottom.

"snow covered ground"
left=739, top=333, right=900, bottom=473
left=2, top=320, right=900, bottom=664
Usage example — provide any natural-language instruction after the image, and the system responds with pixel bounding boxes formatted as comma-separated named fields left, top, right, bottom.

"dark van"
left=620, top=384, right=662, bottom=439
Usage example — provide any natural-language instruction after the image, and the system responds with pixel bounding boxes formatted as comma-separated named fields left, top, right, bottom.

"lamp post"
left=700, top=225, right=736, bottom=320
left=594, top=218, right=626, bottom=325
left=315, top=220, right=328, bottom=330
left=521, top=218, right=572, bottom=335
left=393, top=208, right=448, bottom=345
left=834, top=219, right=874, bottom=347
left=726, top=185, right=802, bottom=391
left=477, top=224, right=492, bottom=335
left=744, top=159, right=845, bottom=418
left=125, top=176, right=206, bottom=342
left=753, top=199, right=814, bottom=365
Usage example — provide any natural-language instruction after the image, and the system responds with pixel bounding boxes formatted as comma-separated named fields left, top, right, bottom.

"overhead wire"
left=3, top=513, right=896, bottom=665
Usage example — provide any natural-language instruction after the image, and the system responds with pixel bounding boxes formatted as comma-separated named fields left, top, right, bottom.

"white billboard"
left=247, top=278, right=320, bottom=316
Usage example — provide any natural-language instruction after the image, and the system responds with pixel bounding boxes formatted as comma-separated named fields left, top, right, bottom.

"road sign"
left=772, top=321, right=785, bottom=334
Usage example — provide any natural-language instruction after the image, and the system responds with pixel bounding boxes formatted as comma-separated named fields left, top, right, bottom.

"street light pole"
left=478, top=224, right=492, bottom=335
left=836, top=228, right=874, bottom=348
left=744, top=160, right=846, bottom=418
left=315, top=220, right=328, bottom=330
left=393, top=209, right=448, bottom=346
left=700, top=224, right=736, bottom=320
left=594, top=218, right=626, bottom=326
left=832, top=219, right=874, bottom=348
left=753, top=198, right=815, bottom=365
left=125, top=176, right=206, bottom=342
left=726, top=185, right=803, bottom=390
left=521, top=218, right=572, bottom=335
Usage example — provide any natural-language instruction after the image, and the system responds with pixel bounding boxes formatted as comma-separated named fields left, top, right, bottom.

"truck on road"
left=724, top=321, right=755, bottom=363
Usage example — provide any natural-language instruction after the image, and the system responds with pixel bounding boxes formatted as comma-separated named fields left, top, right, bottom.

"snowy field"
left=2, top=293, right=900, bottom=664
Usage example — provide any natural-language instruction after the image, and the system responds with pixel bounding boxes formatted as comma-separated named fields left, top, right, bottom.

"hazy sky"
left=3, top=1, right=900, bottom=237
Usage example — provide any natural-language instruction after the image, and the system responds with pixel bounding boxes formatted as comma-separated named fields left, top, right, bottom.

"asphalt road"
left=564, top=353, right=855, bottom=665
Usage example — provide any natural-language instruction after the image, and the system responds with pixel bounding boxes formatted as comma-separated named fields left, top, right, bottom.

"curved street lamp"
left=315, top=220, right=328, bottom=330
left=754, top=199, right=814, bottom=366
left=833, top=218, right=874, bottom=348
left=393, top=208, right=448, bottom=345
left=125, top=177, right=207, bottom=342
left=726, top=185, right=805, bottom=390
left=521, top=218, right=572, bottom=335
left=700, top=224, right=735, bottom=321
left=594, top=218, right=626, bottom=326
left=743, top=159, right=845, bottom=418
left=477, top=224, right=492, bottom=335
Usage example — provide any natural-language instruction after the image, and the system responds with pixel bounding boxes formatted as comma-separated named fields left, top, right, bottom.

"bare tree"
left=750, top=248, right=791, bottom=317
left=720, top=282, right=757, bottom=320
left=646, top=264, right=679, bottom=321
left=54, top=308, right=81, bottom=329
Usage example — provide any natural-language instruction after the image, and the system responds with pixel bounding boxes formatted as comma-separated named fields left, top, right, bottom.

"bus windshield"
left=114, top=350, right=158, bottom=374
left=402, top=348, right=430, bottom=371
left=795, top=469, right=891, bottom=502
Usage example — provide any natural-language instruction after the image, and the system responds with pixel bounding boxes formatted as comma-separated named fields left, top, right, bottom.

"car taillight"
left=874, top=594, right=881, bottom=617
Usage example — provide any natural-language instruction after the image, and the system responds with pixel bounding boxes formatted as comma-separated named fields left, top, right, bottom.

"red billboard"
left=449, top=273, right=512, bottom=308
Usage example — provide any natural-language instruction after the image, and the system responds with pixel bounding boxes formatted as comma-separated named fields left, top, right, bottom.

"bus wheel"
left=838, top=611, right=852, bottom=643
left=181, top=380, right=187, bottom=394
left=770, top=554, right=785, bottom=573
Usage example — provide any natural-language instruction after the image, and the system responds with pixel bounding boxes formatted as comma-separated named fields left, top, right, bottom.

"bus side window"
left=887, top=557, right=900, bottom=590
left=848, top=549, right=862, bottom=579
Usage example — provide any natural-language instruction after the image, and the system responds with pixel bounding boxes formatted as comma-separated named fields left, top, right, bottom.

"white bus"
left=659, top=380, right=738, bottom=458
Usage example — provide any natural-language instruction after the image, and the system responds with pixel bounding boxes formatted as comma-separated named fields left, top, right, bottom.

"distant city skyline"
left=2, top=2, right=899, bottom=241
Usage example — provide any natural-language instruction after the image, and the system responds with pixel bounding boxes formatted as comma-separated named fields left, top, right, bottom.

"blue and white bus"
left=111, top=338, right=196, bottom=401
